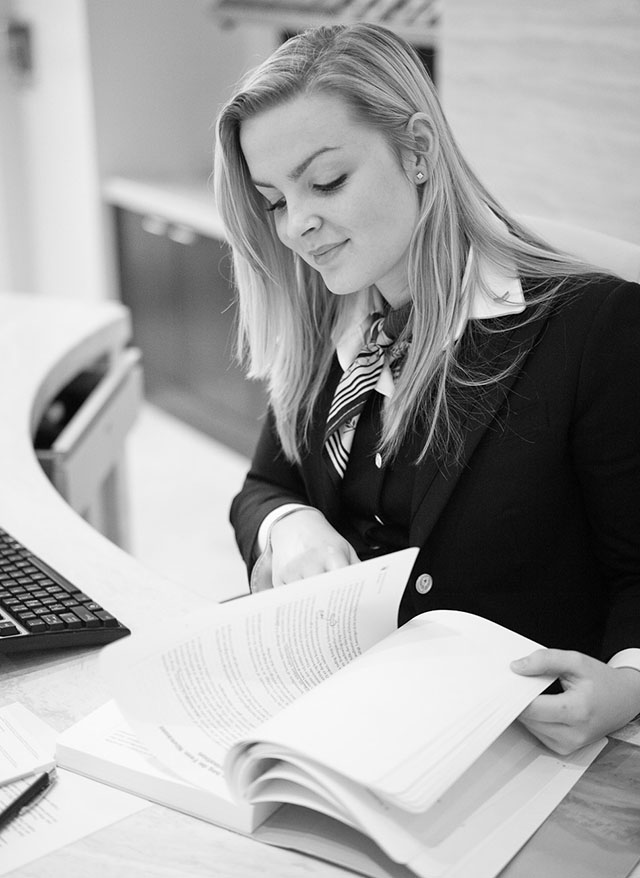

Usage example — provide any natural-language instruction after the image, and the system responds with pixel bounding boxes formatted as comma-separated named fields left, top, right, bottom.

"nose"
left=282, top=197, right=321, bottom=243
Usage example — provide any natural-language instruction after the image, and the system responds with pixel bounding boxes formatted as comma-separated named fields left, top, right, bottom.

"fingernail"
left=511, top=658, right=528, bottom=670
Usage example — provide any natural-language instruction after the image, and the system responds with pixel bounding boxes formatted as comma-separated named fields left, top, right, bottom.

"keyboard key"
left=95, top=611, right=119, bottom=627
left=23, top=618, right=47, bottom=633
left=72, top=606, right=100, bottom=628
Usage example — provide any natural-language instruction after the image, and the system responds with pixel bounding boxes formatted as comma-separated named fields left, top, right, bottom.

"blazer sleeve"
left=230, top=407, right=311, bottom=574
left=570, top=278, right=640, bottom=659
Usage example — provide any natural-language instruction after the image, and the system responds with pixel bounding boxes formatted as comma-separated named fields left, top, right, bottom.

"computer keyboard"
left=0, top=526, right=130, bottom=653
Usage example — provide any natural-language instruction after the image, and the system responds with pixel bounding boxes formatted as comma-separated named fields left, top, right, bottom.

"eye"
left=262, top=173, right=347, bottom=214
left=314, top=174, right=347, bottom=194
left=265, top=197, right=286, bottom=213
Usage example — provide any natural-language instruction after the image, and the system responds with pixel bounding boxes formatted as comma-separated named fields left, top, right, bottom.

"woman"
left=214, top=23, right=640, bottom=754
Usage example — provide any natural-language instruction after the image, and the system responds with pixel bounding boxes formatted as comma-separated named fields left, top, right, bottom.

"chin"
left=321, top=275, right=368, bottom=297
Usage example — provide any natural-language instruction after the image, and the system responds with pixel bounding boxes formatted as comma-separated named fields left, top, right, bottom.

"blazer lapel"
left=409, top=306, right=550, bottom=544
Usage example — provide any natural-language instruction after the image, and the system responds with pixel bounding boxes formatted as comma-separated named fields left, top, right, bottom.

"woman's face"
left=239, top=92, right=421, bottom=307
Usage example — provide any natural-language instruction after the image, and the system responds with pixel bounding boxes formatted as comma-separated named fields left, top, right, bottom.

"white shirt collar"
left=332, top=247, right=526, bottom=399
left=455, top=244, right=526, bottom=336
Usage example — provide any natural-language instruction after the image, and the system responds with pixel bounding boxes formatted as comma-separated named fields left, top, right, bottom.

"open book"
left=56, top=549, right=604, bottom=878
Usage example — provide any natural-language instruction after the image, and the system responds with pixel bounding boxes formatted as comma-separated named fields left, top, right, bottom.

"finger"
left=324, top=545, right=355, bottom=572
left=510, top=648, right=587, bottom=680
left=275, top=556, right=322, bottom=585
left=278, top=547, right=352, bottom=584
left=518, top=692, right=575, bottom=726
left=517, top=716, right=580, bottom=755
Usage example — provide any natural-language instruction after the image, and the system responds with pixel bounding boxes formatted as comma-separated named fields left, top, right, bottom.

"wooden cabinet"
left=114, top=207, right=267, bottom=458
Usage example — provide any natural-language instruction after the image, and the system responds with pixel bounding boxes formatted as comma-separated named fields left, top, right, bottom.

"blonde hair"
left=214, top=23, right=597, bottom=463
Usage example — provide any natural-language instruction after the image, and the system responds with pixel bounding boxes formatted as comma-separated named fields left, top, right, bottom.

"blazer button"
left=415, top=573, right=433, bottom=594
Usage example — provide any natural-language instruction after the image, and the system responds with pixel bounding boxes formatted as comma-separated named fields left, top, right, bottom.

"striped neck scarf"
left=324, top=305, right=411, bottom=481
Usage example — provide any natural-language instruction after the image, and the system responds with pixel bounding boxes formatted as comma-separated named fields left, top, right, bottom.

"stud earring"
left=416, top=172, right=424, bottom=181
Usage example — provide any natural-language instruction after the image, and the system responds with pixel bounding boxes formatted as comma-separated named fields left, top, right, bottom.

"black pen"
left=0, top=767, right=56, bottom=831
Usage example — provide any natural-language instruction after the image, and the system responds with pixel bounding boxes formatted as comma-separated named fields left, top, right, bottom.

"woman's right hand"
left=269, top=507, right=360, bottom=586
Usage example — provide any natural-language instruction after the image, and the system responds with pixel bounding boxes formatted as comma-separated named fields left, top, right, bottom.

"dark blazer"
left=230, top=275, right=640, bottom=662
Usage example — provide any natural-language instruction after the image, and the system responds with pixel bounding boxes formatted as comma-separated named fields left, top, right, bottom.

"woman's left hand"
left=510, top=649, right=640, bottom=755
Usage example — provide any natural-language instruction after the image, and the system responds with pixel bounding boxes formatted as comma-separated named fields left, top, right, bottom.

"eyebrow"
left=251, top=146, right=340, bottom=189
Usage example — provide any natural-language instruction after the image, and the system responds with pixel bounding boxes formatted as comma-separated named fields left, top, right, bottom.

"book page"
left=100, top=548, right=417, bottom=792
left=250, top=726, right=604, bottom=878
left=58, top=699, right=231, bottom=800
left=227, top=611, right=554, bottom=812
left=56, top=700, right=270, bottom=833
left=256, top=805, right=415, bottom=878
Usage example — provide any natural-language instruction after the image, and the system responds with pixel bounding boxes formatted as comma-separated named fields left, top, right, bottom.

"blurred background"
left=1, top=0, right=639, bottom=594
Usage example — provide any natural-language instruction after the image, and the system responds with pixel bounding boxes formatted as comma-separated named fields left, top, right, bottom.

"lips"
left=308, top=241, right=348, bottom=265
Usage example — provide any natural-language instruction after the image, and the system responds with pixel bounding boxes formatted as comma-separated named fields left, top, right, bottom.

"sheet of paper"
left=100, top=549, right=417, bottom=791
left=0, top=704, right=147, bottom=874
left=0, top=767, right=147, bottom=875
left=0, top=703, right=56, bottom=785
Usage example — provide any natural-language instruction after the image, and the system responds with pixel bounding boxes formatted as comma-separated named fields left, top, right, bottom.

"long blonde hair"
left=214, top=23, right=597, bottom=463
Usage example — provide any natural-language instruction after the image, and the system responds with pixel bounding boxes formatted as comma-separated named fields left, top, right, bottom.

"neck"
left=374, top=283, right=412, bottom=310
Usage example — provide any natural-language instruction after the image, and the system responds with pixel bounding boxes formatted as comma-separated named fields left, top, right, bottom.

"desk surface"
left=0, top=292, right=637, bottom=878
left=0, top=292, right=357, bottom=878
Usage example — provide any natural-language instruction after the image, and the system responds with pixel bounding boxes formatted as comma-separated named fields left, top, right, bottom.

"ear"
left=404, top=112, right=437, bottom=184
